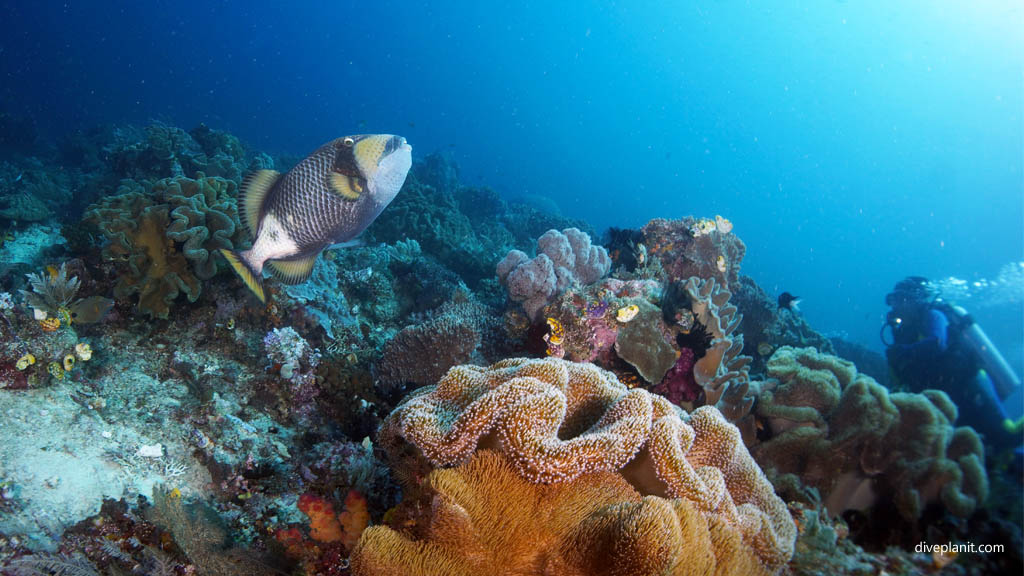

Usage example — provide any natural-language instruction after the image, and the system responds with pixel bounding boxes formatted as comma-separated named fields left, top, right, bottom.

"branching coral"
left=368, top=156, right=516, bottom=286
left=377, top=357, right=796, bottom=571
left=753, top=346, right=989, bottom=522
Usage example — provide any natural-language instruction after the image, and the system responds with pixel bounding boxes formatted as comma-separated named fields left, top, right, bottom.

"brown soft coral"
left=84, top=174, right=244, bottom=318
left=753, top=346, right=988, bottom=522
left=377, top=357, right=796, bottom=571
left=154, top=173, right=244, bottom=279
left=351, top=450, right=769, bottom=576
left=85, top=188, right=201, bottom=318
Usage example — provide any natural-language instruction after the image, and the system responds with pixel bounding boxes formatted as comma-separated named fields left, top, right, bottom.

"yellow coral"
left=545, top=317, right=564, bottom=345
left=380, top=357, right=795, bottom=570
left=47, top=362, right=64, bottom=380
left=15, top=353, right=36, bottom=370
left=616, top=304, right=639, bottom=323
left=351, top=450, right=768, bottom=576
left=63, top=354, right=75, bottom=371
left=74, top=343, right=93, bottom=361
left=38, top=317, right=60, bottom=332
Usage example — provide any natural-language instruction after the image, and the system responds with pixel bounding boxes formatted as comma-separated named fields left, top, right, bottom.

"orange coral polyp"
left=339, top=490, right=370, bottom=550
left=298, top=493, right=344, bottom=543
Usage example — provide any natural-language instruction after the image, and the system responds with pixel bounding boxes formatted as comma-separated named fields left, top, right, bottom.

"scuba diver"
left=882, top=276, right=1023, bottom=451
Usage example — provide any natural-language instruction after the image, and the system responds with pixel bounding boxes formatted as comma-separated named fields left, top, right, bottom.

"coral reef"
left=373, top=292, right=503, bottom=391
left=729, top=275, right=833, bottom=374
left=377, top=357, right=796, bottom=571
left=752, top=346, right=988, bottom=524
left=369, top=153, right=594, bottom=288
left=83, top=174, right=244, bottom=318
left=497, top=228, right=611, bottom=320
left=613, top=299, right=677, bottom=384
left=1, top=119, right=1019, bottom=576
left=638, top=217, right=746, bottom=288
left=353, top=449, right=773, bottom=576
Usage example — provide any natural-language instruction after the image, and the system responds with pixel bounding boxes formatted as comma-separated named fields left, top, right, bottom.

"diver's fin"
left=219, top=249, right=266, bottom=303
left=240, top=170, right=281, bottom=238
left=267, top=253, right=319, bottom=285
left=328, top=172, right=363, bottom=200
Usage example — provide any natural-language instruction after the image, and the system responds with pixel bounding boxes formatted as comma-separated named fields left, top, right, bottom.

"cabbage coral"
left=352, top=450, right=771, bottom=576
left=376, top=357, right=796, bottom=571
left=753, top=346, right=988, bottom=521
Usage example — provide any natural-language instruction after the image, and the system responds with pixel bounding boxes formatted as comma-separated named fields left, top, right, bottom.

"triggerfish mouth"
left=220, top=134, right=412, bottom=302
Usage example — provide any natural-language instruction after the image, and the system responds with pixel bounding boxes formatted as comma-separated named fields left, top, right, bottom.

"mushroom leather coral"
left=155, top=174, right=244, bottom=280
left=378, top=357, right=795, bottom=571
left=350, top=450, right=769, bottom=576
left=754, top=346, right=988, bottom=521
left=84, top=186, right=202, bottom=318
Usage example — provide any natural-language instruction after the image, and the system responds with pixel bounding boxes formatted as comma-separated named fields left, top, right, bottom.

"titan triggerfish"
left=220, top=134, right=412, bottom=302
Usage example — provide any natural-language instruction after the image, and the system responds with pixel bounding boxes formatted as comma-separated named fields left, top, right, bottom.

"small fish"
left=221, top=134, right=412, bottom=302
left=778, top=292, right=801, bottom=312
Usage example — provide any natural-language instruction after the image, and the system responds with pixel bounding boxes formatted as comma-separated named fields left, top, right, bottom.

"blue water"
left=2, top=0, right=1021, bottom=366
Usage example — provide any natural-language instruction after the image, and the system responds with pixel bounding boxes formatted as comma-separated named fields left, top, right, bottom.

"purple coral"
left=653, top=347, right=701, bottom=405
left=496, top=228, right=611, bottom=320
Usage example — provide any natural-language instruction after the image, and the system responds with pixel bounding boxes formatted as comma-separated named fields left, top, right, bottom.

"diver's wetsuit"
left=887, top=303, right=1017, bottom=450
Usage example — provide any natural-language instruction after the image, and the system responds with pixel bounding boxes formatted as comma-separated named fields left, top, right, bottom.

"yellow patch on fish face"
left=352, top=134, right=390, bottom=181
left=328, top=172, right=363, bottom=200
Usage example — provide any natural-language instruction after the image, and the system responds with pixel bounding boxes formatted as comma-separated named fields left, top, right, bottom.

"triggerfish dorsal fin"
left=328, top=171, right=363, bottom=200
left=219, top=249, right=266, bottom=303
left=267, top=253, right=319, bottom=285
left=240, top=169, right=282, bottom=238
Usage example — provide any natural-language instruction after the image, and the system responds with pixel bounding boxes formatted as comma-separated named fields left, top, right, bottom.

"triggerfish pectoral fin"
left=266, top=253, right=319, bottom=285
left=220, top=249, right=266, bottom=303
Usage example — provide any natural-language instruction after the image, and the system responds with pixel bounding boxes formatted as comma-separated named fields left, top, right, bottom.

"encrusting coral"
left=373, top=357, right=796, bottom=572
left=753, top=346, right=989, bottom=522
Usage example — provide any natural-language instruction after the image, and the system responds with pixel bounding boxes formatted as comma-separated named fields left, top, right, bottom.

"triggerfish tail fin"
left=220, top=248, right=266, bottom=303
